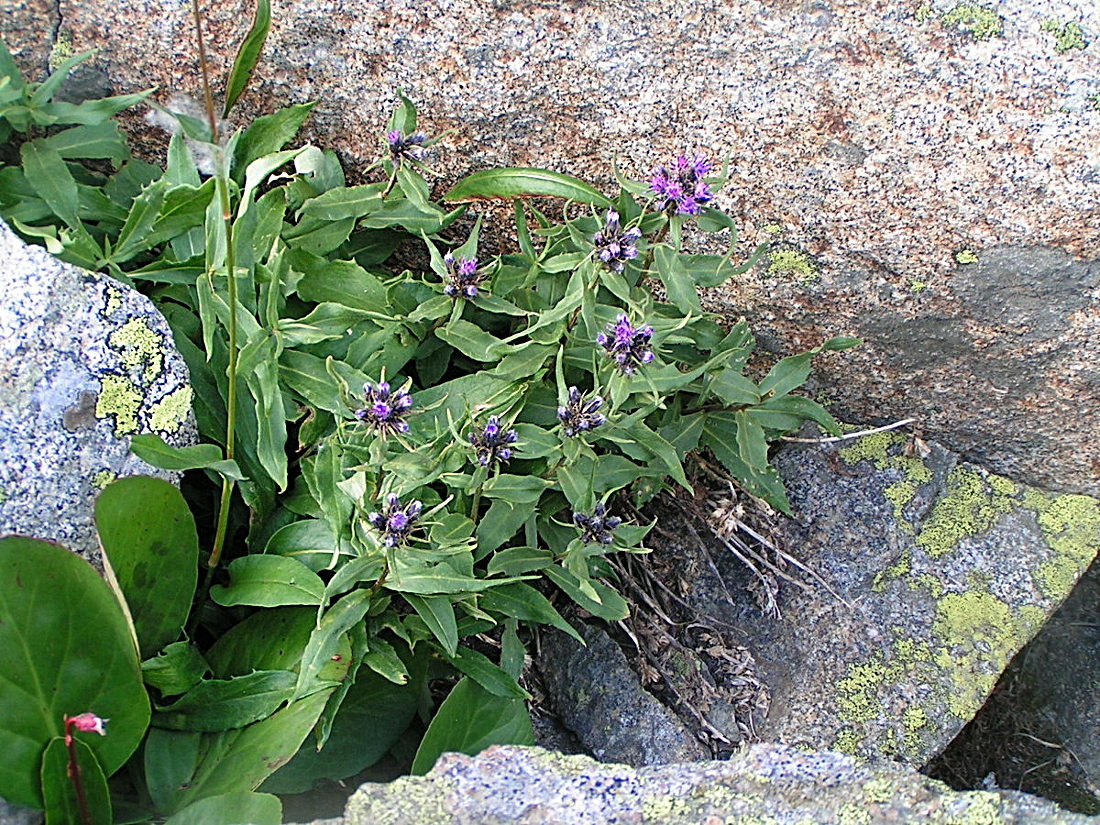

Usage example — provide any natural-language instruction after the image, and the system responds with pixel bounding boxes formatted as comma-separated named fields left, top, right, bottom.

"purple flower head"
left=572, top=503, right=623, bottom=546
left=387, top=129, right=428, bottom=163
left=557, top=386, right=607, bottom=437
left=649, top=154, right=715, bottom=215
left=592, top=210, right=643, bottom=272
left=442, top=252, right=485, bottom=300
left=367, top=493, right=423, bottom=548
left=596, top=314, right=655, bottom=375
left=468, top=414, right=519, bottom=467
left=354, top=379, right=413, bottom=437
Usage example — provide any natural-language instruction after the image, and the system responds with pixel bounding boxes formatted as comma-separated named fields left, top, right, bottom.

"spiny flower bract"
left=592, top=209, right=642, bottom=272
left=355, top=380, right=413, bottom=437
left=596, top=314, right=655, bottom=375
left=573, top=503, right=623, bottom=546
left=650, top=154, right=714, bottom=215
left=443, top=253, right=484, bottom=299
left=469, top=415, right=519, bottom=466
left=367, top=493, right=423, bottom=547
left=557, top=386, right=607, bottom=437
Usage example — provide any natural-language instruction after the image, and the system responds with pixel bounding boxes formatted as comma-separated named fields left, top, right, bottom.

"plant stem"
left=65, top=732, right=92, bottom=825
left=191, top=0, right=238, bottom=568
left=209, top=169, right=238, bottom=569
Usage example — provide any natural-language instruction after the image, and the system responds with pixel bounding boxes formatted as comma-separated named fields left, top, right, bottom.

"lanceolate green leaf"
left=444, top=168, right=611, bottom=207
left=0, top=538, right=150, bottom=808
left=154, top=671, right=298, bottom=731
left=222, top=0, right=272, bottom=117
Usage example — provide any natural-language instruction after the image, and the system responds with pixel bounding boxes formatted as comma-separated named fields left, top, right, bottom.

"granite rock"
left=339, top=743, right=1094, bottom=825
left=0, top=219, right=197, bottom=566
left=659, top=432, right=1100, bottom=765
left=538, top=622, right=708, bottom=766
left=2, top=0, right=1097, bottom=495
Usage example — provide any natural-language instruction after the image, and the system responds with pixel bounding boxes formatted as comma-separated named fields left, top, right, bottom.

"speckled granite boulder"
left=0, top=219, right=196, bottom=565
left=3, top=0, right=1098, bottom=495
left=666, top=432, right=1100, bottom=766
left=538, top=623, right=708, bottom=766
left=338, top=744, right=1093, bottom=824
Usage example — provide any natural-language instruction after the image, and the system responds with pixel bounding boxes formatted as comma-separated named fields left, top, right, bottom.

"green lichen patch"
left=863, top=776, right=895, bottom=804
left=941, top=5, right=1003, bottom=41
left=872, top=550, right=912, bottom=592
left=915, top=467, right=1015, bottom=558
left=932, top=592, right=1040, bottom=719
left=149, top=386, right=194, bottom=434
left=903, top=706, right=929, bottom=752
left=1033, top=494, right=1100, bottom=599
left=834, top=728, right=861, bottom=755
left=109, top=317, right=165, bottom=384
left=104, top=285, right=123, bottom=316
left=909, top=280, right=928, bottom=293
left=92, top=470, right=117, bottom=490
left=95, top=375, right=143, bottom=436
left=944, top=790, right=1006, bottom=825
left=838, top=432, right=933, bottom=529
left=954, top=248, right=980, bottom=264
left=915, top=4, right=935, bottom=23
left=838, top=802, right=873, bottom=825
left=766, top=248, right=818, bottom=282
left=1041, top=19, right=1087, bottom=53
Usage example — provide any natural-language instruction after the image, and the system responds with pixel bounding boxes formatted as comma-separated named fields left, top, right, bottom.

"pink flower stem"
left=64, top=722, right=93, bottom=825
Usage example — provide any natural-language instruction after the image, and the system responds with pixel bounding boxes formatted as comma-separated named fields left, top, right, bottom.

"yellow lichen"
left=1033, top=494, right=1100, bottom=599
left=954, top=248, right=980, bottom=264
left=932, top=593, right=1038, bottom=719
left=838, top=803, right=872, bottom=825
left=903, top=706, right=929, bottom=752
left=95, top=375, right=143, bottom=436
left=872, top=550, right=912, bottom=592
left=92, top=470, right=116, bottom=490
left=834, top=729, right=861, bottom=755
left=766, top=248, right=818, bottom=282
left=915, top=467, right=1015, bottom=558
left=109, top=318, right=164, bottom=383
left=944, top=791, right=1005, bottom=825
left=863, top=776, right=895, bottom=804
left=941, top=6, right=1003, bottom=41
left=148, top=386, right=193, bottom=434
left=104, top=286, right=123, bottom=316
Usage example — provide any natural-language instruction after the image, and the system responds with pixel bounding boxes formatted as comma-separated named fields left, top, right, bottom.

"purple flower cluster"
left=649, top=154, right=714, bottom=215
left=557, top=387, right=607, bottom=437
left=387, top=129, right=428, bottom=163
left=592, top=210, right=642, bottom=272
left=469, top=415, right=519, bottom=467
left=354, top=380, right=413, bottom=437
left=367, top=493, right=423, bottom=548
left=573, top=503, right=622, bottom=546
left=443, top=253, right=484, bottom=299
left=597, top=314, right=655, bottom=375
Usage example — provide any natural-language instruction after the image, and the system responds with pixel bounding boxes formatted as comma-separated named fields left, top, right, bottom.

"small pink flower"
left=65, top=713, right=108, bottom=737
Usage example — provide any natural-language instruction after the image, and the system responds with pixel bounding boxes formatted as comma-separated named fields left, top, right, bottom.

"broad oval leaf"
left=163, top=791, right=281, bottom=825
left=210, top=555, right=325, bottom=607
left=444, top=168, right=610, bottom=207
left=0, top=538, right=150, bottom=808
left=96, top=476, right=200, bottom=657
left=40, top=738, right=111, bottom=825
left=410, top=677, right=534, bottom=775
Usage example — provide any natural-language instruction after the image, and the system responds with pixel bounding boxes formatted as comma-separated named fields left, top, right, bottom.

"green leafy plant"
left=0, top=12, right=857, bottom=820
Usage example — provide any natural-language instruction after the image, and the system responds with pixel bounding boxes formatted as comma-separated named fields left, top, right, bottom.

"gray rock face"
left=0, top=219, right=196, bottom=565
left=0, top=799, right=41, bottom=825
left=3, top=0, right=1097, bottom=495
left=660, top=433, right=1100, bottom=765
left=340, top=744, right=1094, bottom=825
left=1013, top=555, right=1100, bottom=789
left=538, top=623, right=708, bottom=766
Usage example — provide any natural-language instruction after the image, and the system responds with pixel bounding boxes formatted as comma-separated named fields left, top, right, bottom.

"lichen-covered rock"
left=339, top=744, right=1093, bottom=824
left=669, top=433, right=1100, bottom=766
left=2, top=0, right=1097, bottom=495
left=0, top=219, right=196, bottom=565
left=538, top=623, right=708, bottom=766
